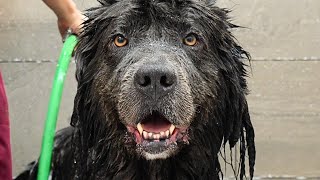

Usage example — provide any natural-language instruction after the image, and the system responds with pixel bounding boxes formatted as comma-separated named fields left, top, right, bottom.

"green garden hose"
left=37, top=35, right=78, bottom=180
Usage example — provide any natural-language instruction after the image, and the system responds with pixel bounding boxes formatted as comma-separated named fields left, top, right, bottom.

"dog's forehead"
left=106, top=0, right=214, bottom=22
left=105, top=0, right=218, bottom=36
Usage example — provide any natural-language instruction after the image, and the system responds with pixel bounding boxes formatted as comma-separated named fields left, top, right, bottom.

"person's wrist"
left=57, top=10, right=84, bottom=38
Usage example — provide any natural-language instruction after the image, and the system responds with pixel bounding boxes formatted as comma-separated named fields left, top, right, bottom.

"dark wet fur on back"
left=15, top=0, right=255, bottom=179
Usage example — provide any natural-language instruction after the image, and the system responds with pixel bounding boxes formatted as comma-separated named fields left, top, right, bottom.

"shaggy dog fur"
left=16, top=0, right=255, bottom=179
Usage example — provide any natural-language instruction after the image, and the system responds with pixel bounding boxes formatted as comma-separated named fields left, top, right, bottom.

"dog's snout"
left=134, top=64, right=177, bottom=99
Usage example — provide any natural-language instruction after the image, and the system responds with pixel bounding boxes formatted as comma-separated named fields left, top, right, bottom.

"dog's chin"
left=142, top=148, right=175, bottom=160
left=125, top=112, right=190, bottom=160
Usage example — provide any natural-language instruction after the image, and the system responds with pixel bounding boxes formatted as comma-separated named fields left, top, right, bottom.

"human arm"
left=43, top=0, right=84, bottom=39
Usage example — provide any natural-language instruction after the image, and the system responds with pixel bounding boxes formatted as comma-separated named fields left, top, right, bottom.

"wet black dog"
left=16, top=0, right=255, bottom=179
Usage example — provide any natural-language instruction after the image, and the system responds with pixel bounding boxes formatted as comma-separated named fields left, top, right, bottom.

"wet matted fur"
left=16, top=0, right=255, bottom=179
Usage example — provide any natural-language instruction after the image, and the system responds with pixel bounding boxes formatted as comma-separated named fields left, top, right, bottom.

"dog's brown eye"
left=114, top=35, right=128, bottom=47
left=183, top=34, right=198, bottom=46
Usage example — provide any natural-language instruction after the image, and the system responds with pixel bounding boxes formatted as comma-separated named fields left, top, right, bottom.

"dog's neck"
left=88, top=145, right=220, bottom=179
left=72, top=132, right=222, bottom=180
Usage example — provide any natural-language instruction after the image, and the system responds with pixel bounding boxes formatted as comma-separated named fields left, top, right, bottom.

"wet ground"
left=1, top=0, right=320, bottom=178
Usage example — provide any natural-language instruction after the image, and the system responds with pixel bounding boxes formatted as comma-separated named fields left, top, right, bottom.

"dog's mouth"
left=126, top=111, right=189, bottom=158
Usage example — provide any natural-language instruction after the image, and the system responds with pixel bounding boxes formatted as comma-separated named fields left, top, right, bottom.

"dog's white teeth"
left=169, top=124, right=175, bottom=135
left=160, top=131, right=165, bottom=138
left=143, top=131, right=148, bottom=139
left=148, top=132, right=153, bottom=139
left=139, top=126, right=174, bottom=140
left=153, top=134, right=160, bottom=140
left=137, top=123, right=143, bottom=135
left=165, top=130, right=170, bottom=137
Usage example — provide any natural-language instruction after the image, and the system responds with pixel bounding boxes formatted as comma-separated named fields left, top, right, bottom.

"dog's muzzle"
left=124, top=63, right=189, bottom=159
left=118, top=47, right=194, bottom=159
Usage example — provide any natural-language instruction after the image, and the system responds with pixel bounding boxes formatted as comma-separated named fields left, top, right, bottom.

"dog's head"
left=73, top=0, right=254, bottom=175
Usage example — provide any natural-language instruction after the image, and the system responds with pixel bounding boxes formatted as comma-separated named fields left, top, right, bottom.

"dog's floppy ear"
left=71, top=9, right=111, bottom=126
left=70, top=2, right=122, bottom=148
left=208, top=10, right=255, bottom=177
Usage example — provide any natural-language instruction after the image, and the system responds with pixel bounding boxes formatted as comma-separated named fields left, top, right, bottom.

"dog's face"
left=75, top=0, right=249, bottom=161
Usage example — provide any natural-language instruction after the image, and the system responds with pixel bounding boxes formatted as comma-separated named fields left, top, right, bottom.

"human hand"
left=57, top=10, right=85, bottom=40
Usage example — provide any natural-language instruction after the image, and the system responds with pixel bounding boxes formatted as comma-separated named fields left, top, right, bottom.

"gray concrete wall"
left=1, top=0, right=319, bottom=178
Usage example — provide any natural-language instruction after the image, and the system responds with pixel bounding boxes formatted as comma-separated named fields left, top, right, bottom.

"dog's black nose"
left=135, top=64, right=177, bottom=99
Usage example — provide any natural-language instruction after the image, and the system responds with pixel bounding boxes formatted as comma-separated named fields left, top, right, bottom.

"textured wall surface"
left=1, top=0, right=319, bottom=178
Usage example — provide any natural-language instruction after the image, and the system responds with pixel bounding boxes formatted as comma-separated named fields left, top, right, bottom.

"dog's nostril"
left=160, top=76, right=174, bottom=88
left=140, top=76, right=151, bottom=87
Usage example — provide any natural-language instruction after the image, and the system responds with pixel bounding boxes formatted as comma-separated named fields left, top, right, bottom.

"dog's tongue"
left=141, top=117, right=171, bottom=133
